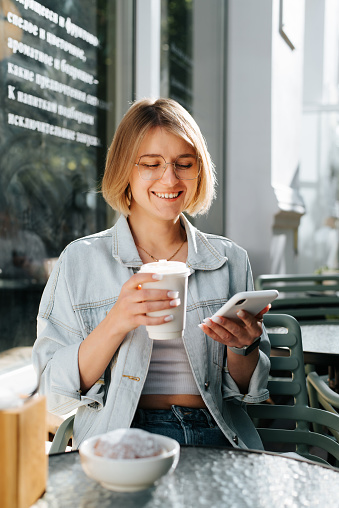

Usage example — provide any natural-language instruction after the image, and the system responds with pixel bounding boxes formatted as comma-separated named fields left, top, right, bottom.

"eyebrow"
left=139, top=153, right=196, bottom=158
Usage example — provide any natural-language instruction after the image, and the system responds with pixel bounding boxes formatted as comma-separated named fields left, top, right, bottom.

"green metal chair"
left=247, top=313, right=339, bottom=465
left=49, top=414, right=75, bottom=455
left=255, top=274, right=339, bottom=324
left=307, top=371, right=339, bottom=441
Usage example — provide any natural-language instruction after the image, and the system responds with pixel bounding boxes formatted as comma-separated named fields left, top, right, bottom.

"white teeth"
left=154, top=192, right=179, bottom=199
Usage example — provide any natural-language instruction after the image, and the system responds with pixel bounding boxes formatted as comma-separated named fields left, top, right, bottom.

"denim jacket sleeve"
left=32, top=249, right=106, bottom=415
left=221, top=258, right=271, bottom=404
left=222, top=346, right=271, bottom=403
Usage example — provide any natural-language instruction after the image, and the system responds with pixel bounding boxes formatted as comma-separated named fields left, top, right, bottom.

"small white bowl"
left=79, top=429, right=180, bottom=492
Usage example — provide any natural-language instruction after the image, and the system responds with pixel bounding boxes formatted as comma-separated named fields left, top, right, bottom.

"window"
left=161, top=0, right=193, bottom=112
left=0, top=0, right=134, bottom=351
left=160, top=0, right=226, bottom=234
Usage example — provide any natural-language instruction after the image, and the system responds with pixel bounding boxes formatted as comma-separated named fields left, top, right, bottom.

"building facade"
left=0, top=0, right=338, bottom=350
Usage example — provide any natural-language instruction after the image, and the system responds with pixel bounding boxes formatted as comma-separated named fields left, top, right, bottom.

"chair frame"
left=256, top=275, right=339, bottom=324
left=50, top=314, right=339, bottom=465
left=256, top=274, right=339, bottom=292
left=307, top=370, right=339, bottom=441
left=247, top=313, right=339, bottom=465
left=49, top=415, right=75, bottom=455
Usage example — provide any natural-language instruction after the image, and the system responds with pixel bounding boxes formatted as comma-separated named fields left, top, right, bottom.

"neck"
left=128, top=214, right=186, bottom=262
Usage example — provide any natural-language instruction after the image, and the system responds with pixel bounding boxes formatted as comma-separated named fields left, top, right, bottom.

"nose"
left=160, top=163, right=178, bottom=184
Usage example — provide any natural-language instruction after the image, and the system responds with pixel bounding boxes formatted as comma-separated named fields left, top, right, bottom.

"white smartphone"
left=212, top=289, right=279, bottom=322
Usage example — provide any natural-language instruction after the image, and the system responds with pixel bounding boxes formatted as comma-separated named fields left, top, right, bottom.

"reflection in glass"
left=161, top=0, right=193, bottom=112
left=0, top=0, right=112, bottom=351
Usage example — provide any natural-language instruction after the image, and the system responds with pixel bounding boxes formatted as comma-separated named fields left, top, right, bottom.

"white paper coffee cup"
left=139, top=260, right=190, bottom=340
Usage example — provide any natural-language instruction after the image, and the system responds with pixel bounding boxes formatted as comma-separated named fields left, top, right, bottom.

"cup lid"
left=139, top=259, right=190, bottom=275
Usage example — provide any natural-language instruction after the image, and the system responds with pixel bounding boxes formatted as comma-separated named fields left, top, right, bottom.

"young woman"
left=33, top=98, right=270, bottom=449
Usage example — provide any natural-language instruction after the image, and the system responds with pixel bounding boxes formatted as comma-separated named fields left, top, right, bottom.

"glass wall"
left=298, top=109, right=339, bottom=273
left=161, top=0, right=193, bottom=112
left=296, top=0, right=339, bottom=275
left=160, top=0, right=227, bottom=235
left=0, top=0, right=225, bottom=352
left=0, top=0, right=133, bottom=351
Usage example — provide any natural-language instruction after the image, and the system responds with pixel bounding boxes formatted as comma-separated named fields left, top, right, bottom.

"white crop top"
left=142, top=337, right=200, bottom=395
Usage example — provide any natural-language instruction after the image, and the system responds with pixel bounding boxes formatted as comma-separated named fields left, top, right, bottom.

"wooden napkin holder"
left=0, top=395, right=48, bottom=508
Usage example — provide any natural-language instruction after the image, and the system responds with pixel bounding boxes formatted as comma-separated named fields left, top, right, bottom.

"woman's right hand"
left=78, top=272, right=180, bottom=392
left=105, top=272, right=180, bottom=339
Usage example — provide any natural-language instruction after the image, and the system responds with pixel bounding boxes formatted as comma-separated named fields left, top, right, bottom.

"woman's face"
left=128, top=127, right=198, bottom=223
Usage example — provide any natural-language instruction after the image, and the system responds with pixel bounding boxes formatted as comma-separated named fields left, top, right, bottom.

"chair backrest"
left=256, top=273, right=339, bottom=293
left=50, top=314, right=339, bottom=464
left=248, top=403, right=339, bottom=465
left=307, top=371, right=339, bottom=441
left=247, top=313, right=339, bottom=465
left=256, top=274, right=339, bottom=324
left=49, top=414, right=75, bottom=455
left=263, top=313, right=308, bottom=406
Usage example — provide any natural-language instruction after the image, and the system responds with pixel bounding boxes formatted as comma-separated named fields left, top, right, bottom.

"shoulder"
left=182, top=214, right=249, bottom=271
left=202, top=231, right=247, bottom=253
left=195, top=226, right=249, bottom=262
left=54, top=228, right=115, bottom=276
left=183, top=213, right=246, bottom=254
left=70, top=227, right=114, bottom=246
left=63, top=227, right=114, bottom=254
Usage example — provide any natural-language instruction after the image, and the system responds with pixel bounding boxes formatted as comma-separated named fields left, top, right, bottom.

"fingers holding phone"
left=199, top=310, right=262, bottom=348
left=198, top=290, right=278, bottom=348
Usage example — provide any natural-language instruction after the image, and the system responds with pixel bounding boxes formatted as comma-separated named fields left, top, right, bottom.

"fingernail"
left=211, top=316, right=222, bottom=324
left=170, top=298, right=181, bottom=307
left=198, top=324, right=204, bottom=329
left=152, top=273, right=163, bottom=280
left=164, top=315, right=174, bottom=322
left=203, top=318, right=212, bottom=326
left=167, top=290, right=179, bottom=299
left=237, top=310, right=245, bottom=317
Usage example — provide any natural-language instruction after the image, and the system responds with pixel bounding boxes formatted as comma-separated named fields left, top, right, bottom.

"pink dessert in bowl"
left=79, top=428, right=180, bottom=492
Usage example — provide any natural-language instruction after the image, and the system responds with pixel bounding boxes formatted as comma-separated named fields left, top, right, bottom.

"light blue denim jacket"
left=32, top=214, right=270, bottom=449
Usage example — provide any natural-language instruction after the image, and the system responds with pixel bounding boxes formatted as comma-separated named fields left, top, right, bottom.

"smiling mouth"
left=153, top=191, right=182, bottom=199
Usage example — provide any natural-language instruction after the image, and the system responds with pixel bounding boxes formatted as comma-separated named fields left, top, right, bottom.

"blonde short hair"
left=102, top=98, right=216, bottom=216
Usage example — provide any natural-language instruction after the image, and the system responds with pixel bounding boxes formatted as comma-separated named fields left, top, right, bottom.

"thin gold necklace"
left=136, top=235, right=187, bottom=262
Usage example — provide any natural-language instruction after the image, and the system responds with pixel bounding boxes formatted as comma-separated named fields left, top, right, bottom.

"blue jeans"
left=131, top=405, right=231, bottom=446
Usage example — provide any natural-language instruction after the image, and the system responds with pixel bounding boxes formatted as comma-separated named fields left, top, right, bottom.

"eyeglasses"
left=135, top=154, right=200, bottom=181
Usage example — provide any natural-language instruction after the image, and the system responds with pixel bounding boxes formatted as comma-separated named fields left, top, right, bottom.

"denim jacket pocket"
left=76, top=299, right=116, bottom=335
left=76, top=301, right=117, bottom=395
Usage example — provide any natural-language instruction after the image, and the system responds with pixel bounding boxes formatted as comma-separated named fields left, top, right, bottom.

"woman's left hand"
left=198, top=305, right=270, bottom=348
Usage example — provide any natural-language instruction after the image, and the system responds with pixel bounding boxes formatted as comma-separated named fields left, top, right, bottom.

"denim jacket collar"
left=111, top=214, right=228, bottom=272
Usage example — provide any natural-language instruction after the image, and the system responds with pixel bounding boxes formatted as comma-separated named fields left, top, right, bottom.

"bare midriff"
left=138, top=394, right=207, bottom=409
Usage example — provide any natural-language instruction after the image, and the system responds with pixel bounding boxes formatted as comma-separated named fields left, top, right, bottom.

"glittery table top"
left=300, top=324, right=339, bottom=355
left=268, top=324, right=339, bottom=363
left=32, top=447, right=339, bottom=508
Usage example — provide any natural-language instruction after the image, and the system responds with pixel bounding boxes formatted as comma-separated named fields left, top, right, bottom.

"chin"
left=156, top=211, right=182, bottom=221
